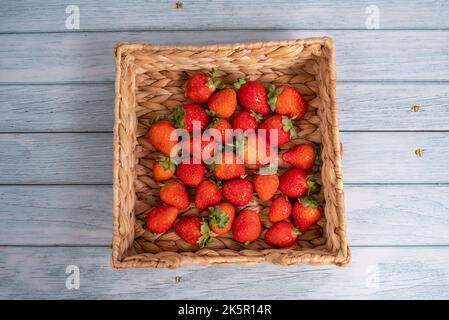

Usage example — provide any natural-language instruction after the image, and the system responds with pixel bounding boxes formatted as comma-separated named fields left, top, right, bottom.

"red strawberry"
left=170, top=103, right=210, bottom=133
left=194, top=180, right=222, bottom=210
left=282, top=144, right=316, bottom=170
left=152, top=155, right=176, bottom=182
left=268, top=84, right=309, bottom=119
left=147, top=120, right=177, bottom=156
left=239, top=134, right=275, bottom=166
left=279, top=168, right=315, bottom=198
left=174, top=216, right=211, bottom=246
left=234, top=79, right=270, bottom=115
left=176, top=161, right=205, bottom=187
left=208, top=202, right=236, bottom=235
left=184, top=136, right=219, bottom=162
left=231, top=110, right=262, bottom=133
left=208, top=118, right=233, bottom=144
left=253, top=174, right=279, bottom=202
left=292, top=197, right=322, bottom=232
left=264, top=221, right=299, bottom=248
left=222, top=178, right=253, bottom=206
left=207, top=88, right=237, bottom=118
left=232, top=209, right=262, bottom=243
left=185, top=69, right=224, bottom=103
left=269, top=196, right=292, bottom=222
left=259, top=114, right=296, bottom=145
left=160, top=181, right=190, bottom=210
left=212, top=151, right=245, bottom=180
left=145, top=205, right=178, bottom=234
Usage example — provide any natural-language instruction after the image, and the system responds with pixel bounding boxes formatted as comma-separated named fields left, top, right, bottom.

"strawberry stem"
left=208, top=206, right=229, bottom=229
left=198, top=219, right=211, bottom=247
left=267, top=85, right=284, bottom=111
left=233, top=77, right=247, bottom=90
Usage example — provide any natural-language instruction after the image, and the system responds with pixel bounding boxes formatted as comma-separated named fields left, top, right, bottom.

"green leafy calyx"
left=267, top=85, right=284, bottom=111
left=250, top=110, right=263, bottom=122
left=305, top=175, right=316, bottom=195
left=168, top=105, right=186, bottom=129
left=208, top=206, right=230, bottom=229
left=281, top=116, right=297, bottom=139
left=206, top=68, right=225, bottom=90
left=299, top=196, right=320, bottom=208
left=233, top=77, right=247, bottom=90
left=148, top=114, right=165, bottom=125
left=198, top=219, right=211, bottom=247
left=157, top=155, right=176, bottom=171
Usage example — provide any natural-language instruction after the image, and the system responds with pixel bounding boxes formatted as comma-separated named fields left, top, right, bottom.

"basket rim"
left=114, top=37, right=335, bottom=57
left=111, top=37, right=350, bottom=269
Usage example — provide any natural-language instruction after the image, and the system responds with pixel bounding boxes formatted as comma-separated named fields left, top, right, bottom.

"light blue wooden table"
left=1, top=0, right=449, bottom=299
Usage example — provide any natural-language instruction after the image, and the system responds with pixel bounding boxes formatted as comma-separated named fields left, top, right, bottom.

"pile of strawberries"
left=145, top=69, right=322, bottom=248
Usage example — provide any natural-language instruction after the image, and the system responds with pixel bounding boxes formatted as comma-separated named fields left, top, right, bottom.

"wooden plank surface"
left=1, top=246, right=449, bottom=299
left=0, top=84, right=114, bottom=132
left=1, top=185, right=449, bottom=246
left=1, top=0, right=448, bottom=32
left=1, top=132, right=447, bottom=184
left=2, top=82, right=449, bottom=132
left=0, top=186, right=111, bottom=246
left=0, top=133, right=112, bottom=184
left=1, top=31, right=449, bottom=83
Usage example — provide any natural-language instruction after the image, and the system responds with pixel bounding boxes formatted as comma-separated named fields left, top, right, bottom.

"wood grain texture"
left=0, top=133, right=111, bottom=184
left=1, top=185, right=449, bottom=246
left=1, top=0, right=448, bottom=32
left=0, top=186, right=111, bottom=246
left=1, top=246, right=449, bottom=299
left=338, top=82, right=449, bottom=131
left=1, top=31, right=449, bottom=83
left=0, top=132, right=447, bottom=184
left=0, top=84, right=114, bottom=132
left=2, top=82, right=449, bottom=132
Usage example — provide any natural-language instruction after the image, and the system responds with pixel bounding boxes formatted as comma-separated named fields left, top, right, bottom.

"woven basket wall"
left=112, top=38, right=350, bottom=269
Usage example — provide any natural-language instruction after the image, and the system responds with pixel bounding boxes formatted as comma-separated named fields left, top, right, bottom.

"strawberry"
left=211, top=151, right=245, bottom=180
left=176, top=161, right=205, bottom=187
left=234, top=79, right=270, bottom=115
left=264, top=221, right=299, bottom=248
left=207, top=88, right=237, bottom=118
left=253, top=174, right=279, bottom=202
left=231, top=110, right=262, bottom=133
left=145, top=205, right=178, bottom=234
left=208, top=118, right=233, bottom=144
left=232, top=209, right=262, bottom=243
left=269, top=196, right=292, bottom=222
left=279, top=168, right=315, bottom=198
left=170, top=103, right=210, bottom=133
left=267, top=84, right=309, bottom=119
left=185, top=69, right=224, bottom=103
left=152, top=155, right=176, bottom=182
left=147, top=120, right=177, bottom=156
left=238, top=134, right=274, bottom=166
left=159, top=181, right=190, bottom=210
left=208, top=202, right=236, bottom=235
left=194, top=180, right=222, bottom=210
left=259, top=114, right=296, bottom=146
left=292, top=197, right=322, bottom=232
left=174, top=216, right=211, bottom=246
left=282, top=143, right=316, bottom=170
left=184, top=136, right=219, bottom=162
left=222, top=178, right=253, bottom=206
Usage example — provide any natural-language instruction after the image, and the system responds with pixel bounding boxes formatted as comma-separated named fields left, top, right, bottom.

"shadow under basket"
left=112, top=38, right=350, bottom=269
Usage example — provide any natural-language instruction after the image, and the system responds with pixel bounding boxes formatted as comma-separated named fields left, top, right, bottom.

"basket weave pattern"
left=112, top=38, right=350, bottom=268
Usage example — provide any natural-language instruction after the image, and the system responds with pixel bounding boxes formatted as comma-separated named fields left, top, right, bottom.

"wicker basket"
left=111, top=38, right=350, bottom=269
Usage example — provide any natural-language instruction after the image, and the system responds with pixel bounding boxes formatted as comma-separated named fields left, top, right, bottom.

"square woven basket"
left=111, top=38, right=350, bottom=269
